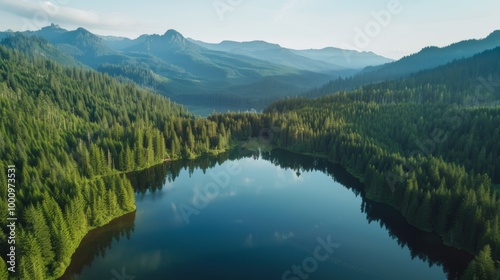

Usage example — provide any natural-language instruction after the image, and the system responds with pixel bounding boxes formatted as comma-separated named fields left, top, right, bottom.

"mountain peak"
left=72, top=27, right=102, bottom=41
left=40, top=23, right=64, bottom=32
left=164, top=29, right=183, bottom=39
left=488, top=30, right=500, bottom=38
left=75, top=27, right=90, bottom=33
left=162, top=29, right=189, bottom=46
left=40, top=23, right=59, bottom=29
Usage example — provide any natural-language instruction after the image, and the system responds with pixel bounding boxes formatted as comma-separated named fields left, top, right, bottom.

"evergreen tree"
left=462, top=245, right=496, bottom=280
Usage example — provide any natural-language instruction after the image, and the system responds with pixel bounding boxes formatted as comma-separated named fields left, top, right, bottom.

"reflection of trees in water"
left=262, top=149, right=364, bottom=197
left=58, top=211, right=136, bottom=280
left=263, top=149, right=473, bottom=280
left=361, top=200, right=472, bottom=280
left=66, top=148, right=472, bottom=280
left=127, top=149, right=250, bottom=194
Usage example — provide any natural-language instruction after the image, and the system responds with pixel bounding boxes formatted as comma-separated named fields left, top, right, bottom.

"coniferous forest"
left=210, top=47, right=500, bottom=279
left=0, top=46, right=231, bottom=279
left=0, top=40, right=499, bottom=279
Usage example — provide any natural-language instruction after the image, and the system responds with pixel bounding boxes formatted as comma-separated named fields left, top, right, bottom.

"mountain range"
left=0, top=24, right=391, bottom=113
left=308, top=30, right=500, bottom=97
left=2, top=21, right=500, bottom=280
left=187, top=38, right=392, bottom=72
left=1, top=24, right=499, bottom=114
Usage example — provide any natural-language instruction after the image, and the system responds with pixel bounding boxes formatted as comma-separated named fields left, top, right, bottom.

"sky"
left=0, top=0, right=498, bottom=59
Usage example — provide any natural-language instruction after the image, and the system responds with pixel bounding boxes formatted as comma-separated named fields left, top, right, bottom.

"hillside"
left=308, top=30, right=500, bottom=98
left=188, top=39, right=389, bottom=73
left=0, top=26, right=340, bottom=111
left=210, top=47, right=500, bottom=279
left=361, top=30, right=500, bottom=79
left=0, top=45, right=233, bottom=280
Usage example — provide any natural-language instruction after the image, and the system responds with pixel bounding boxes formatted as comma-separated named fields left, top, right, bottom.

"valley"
left=0, top=21, right=499, bottom=280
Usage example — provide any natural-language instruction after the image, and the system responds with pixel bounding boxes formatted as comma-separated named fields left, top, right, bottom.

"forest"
left=209, top=47, right=500, bottom=279
left=0, top=45, right=231, bottom=279
left=0, top=43, right=499, bottom=279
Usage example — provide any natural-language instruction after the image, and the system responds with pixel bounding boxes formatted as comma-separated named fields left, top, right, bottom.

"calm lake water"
left=60, top=149, right=472, bottom=280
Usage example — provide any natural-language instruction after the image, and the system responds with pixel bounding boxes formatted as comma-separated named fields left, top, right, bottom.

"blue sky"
left=0, top=0, right=498, bottom=59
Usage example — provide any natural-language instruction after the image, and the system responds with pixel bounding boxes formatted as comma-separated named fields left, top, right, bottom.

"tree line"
left=0, top=46, right=231, bottom=279
left=210, top=47, right=500, bottom=280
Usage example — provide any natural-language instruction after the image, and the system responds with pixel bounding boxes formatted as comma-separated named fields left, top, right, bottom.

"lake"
left=59, top=149, right=472, bottom=280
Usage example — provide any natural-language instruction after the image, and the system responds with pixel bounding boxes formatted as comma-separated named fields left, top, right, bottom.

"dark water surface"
left=60, top=149, right=472, bottom=280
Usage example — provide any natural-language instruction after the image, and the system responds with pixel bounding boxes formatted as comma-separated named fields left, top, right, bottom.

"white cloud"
left=244, top=234, right=254, bottom=247
left=243, top=177, right=254, bottom=185
left=139, top=250, right=162, bottom=271
left=0, top=0, right=134, bottom=31
left=273, top=231, right=295, bottom=241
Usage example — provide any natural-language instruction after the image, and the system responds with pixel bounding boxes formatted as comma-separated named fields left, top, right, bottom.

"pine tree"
left=23, top=205, right=55, bottom=268
left=462, top=245, right=496, bottom=280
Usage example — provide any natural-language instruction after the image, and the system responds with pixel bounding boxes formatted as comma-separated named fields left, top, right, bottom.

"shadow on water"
left=61, top=148, right=473, bottom=280
left=263, top=149, right=473, bottom=280
left=58, top=211, right=136, bottom=280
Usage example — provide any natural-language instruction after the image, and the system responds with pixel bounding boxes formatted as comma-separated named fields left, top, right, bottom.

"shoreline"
left=262, top=144, right=478, bottom=259
left=55, top=147, right=232, bottom=279
left=58, top=139, right=479, bottom=279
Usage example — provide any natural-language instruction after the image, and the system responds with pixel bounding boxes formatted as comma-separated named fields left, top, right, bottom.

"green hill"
left=0, top=45, right=232, bottom=279
left=0, top=34, right=85, bottom=68
left=307, top=30, right=500, bottom=98
left=210, top=47, right=500, bottom=279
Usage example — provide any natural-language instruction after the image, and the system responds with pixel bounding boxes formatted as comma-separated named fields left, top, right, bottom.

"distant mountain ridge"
left=1, top=25, right=499, bottom=114
left=360, top=30, right=500, bottom=80
left=188, top=38, right=393, bottom=72
left=307, top=30, right=500, bottom=97
left=0, top=25, right=349, bottom=111
left=0, top=33, right=85, bottom=68
left=290, top=47, right=392, bottom=70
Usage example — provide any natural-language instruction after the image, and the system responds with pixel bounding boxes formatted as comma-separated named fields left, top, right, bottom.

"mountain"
left=124, top=30, right=285, bottom=80
left=238, top=47, right=500, bottom=280
left=30, top=25, right=121, bottom=65
left=29, top=23, right=68, bottom=42
left=2, top=25, right=337, bottom=111
left=0, top=33, right=85, bottom=68
left=290, top=47, right=393, bottom=70
left=360, top=30, right=500, bottom=80
left=123, top=30, right=333, bottom=82
left=8, top=25, right=498, bottom=113
left=0, top=30, right=13, bottom=41
left=188, top=38, right=392, bottom=73
left=307, top=30, right=500, bottom=97
left=0, top=44, right=235, bottom=280
left=97, top=34, right=143, bottom=50
left=357, top=46, right=500, bottom=108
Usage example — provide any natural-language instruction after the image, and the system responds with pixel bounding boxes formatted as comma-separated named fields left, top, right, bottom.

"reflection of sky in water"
left=72, top=156, right=447, bottom=280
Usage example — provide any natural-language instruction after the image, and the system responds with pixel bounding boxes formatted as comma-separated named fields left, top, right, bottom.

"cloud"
left=244, top=234, right=254, bottom=247
left=243, top=177, right=254, bottom=185
left=273, top=231, right=295, bottom=241
left=0, top=0, right=134, bottom=31
left=138, top=250, right=162, bottom=271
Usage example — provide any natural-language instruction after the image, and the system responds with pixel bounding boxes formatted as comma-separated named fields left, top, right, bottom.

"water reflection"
left=58, top=211, right=136, bottom=280
left=61, top=148, right=472, bottom=280
left=266, top=149, right=472, bottom=279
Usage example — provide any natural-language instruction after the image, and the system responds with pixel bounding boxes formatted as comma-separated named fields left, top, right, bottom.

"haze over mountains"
left=1, top=24, right=499, bottom=114
left=0, top=24, right=389, bottom=112
left=307, top=30, right=500, bottom=97
left=1, top=19, right=500, bottom=280
left=187, top=38, right=392, bottom=72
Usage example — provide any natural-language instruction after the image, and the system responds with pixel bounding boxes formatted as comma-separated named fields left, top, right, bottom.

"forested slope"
left=0, top=46, right=231, bottom=279
left=307, top=30, right=500, bottom=98
left=210, top=47, right=500, bottom=279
